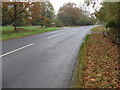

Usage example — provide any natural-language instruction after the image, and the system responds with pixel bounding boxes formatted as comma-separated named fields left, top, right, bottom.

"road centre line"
left=0, top=43, right=34, bottom=57
left=47, top=33, right=63, bottom=39
left=1, top=33, right=63, bottom=57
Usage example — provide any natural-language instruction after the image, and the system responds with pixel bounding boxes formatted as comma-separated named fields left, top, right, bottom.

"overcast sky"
left=50, top=0, right=102, bottom=14
left=50, top=0, right=84, bottom=13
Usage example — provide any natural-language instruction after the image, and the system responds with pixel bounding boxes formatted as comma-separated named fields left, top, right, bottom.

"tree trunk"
left=14, top=4, right=17, bottom=32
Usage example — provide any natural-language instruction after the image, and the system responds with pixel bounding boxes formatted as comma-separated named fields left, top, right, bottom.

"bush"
left=106, top=20, right=120, bottom=29
left=106, top=20, right=120, bottom=44
left=43, top=18, right=52, bottom=27
left=53, top=18, right=63, bottom=27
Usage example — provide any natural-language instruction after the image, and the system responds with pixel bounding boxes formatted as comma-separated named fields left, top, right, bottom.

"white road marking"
left=0, top=43, right=34, bottom=57
left=47, top=33, right=63, bottom=39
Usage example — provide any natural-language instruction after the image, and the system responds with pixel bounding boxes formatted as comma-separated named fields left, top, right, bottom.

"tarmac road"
left=2, top=25, right=97, bottom=88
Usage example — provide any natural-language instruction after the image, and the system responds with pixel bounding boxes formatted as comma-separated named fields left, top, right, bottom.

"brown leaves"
left=82, top=33, right=120, bottom=88
left=91, top=78, right=96, bottom=82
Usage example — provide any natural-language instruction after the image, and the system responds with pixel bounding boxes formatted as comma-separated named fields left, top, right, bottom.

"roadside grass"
left=63, top=26, right=82, bottom=28
left=71, top=35, right=91, bottom=88
left=91, top=26, right=108, bottom=32
left=71, top=26, right=120, bottom=88
left=1, top=26, right=61, bottom=41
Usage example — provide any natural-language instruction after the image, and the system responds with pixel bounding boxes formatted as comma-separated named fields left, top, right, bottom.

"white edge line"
left=48, top=33, right=63, bottom=39
left=0, top=43, right=34, bottom=58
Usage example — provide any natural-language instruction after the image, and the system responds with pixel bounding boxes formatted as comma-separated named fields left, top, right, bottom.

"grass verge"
left=91, top=26, right=107, bottom=32
left=63, top=26, right=82, bottom=28
left=71, top=26, right=120, bottom=88
left=70, top=34, right=91, bottom=88
left=1, top=26, right=61, bottom=41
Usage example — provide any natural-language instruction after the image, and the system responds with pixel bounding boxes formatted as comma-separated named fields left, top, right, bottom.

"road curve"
left=2, top=25, right=97, bottom=88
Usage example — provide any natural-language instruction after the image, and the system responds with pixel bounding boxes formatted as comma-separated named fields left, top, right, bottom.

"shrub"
left=53, top=18, right=63, bottom=27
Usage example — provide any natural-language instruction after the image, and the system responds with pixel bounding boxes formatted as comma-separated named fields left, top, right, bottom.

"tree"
left=40, top=2, right=54, bottom=19
left=29, top=2, right=43, bottom=26
left=95, top=2, right=120, bottom=43
left=40, top=2, right=54, bottom=27
left=57, top=2, right=95, bottom=26
left=2, top=1, right=55, bottom=28
left=2, top=2, right=30, bottom=31
left=43, top=17, right=52, bottom=27
left=84, top=0, right=98, bottom=7
left=58, top=2, right=82, bottom=26
left=29, top=2, right=54, bottom=27
left=53, top=18, right=63, bottom=27
left=95, top=2, right=120, bottom=27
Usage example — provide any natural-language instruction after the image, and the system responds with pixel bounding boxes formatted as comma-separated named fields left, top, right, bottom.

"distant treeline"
left=2, top=2, right=54, bottom=28
left=55, top=2, right=96, bottom=27
left=2, top=2, right=96, bottom=31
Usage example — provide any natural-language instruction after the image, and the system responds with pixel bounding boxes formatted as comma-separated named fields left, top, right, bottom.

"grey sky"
left=7, top=0, right=103, bottom=14
left=50, top=0, right=84, bottom=13
left=50, top=0, right=102, bottom=14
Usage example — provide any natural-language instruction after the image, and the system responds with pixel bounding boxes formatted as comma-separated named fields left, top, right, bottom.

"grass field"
left=1, top=26, right=61, bottom=41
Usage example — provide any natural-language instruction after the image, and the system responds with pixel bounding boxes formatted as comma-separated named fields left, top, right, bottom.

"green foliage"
left=95, top=2, right=120, bottom=28
left=2, top=2, right=31, bottom=31
left=43, top=18, right=52, bottom=27
left=30, top=2, right=54, bottom=27
left=58, top=2, right=95, bottom=26
left=106, top=20, right=120, bottom=29
left=58, top=2, right=81, bottom=26
left=2, top=2, right=55, bottom=28
left=16, top=15, right=28, bottom=26
left=40, top=2, right=54, bottom=19
left=53, top=18, right=63, bottom=27
left=95, top=2, right=120, bottom=43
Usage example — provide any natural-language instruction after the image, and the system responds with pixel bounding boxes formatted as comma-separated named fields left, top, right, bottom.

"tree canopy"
left=95, top=2, right=120, bottom=28
left=2, top=2, right=54, bottom=31
left=2, top=2, right=30, bottom=29
left=57, top=2, right=95, bottom=26
left=95, top=2, right=120, bottom=43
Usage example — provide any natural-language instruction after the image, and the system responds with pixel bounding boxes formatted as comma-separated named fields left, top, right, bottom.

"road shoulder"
left=70, top=26, right=120, bottom=88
